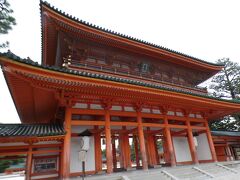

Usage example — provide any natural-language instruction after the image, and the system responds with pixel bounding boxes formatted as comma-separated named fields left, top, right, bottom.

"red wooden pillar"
left=26, top=147, right=32, bottom=180
left=94, top=126, right=102, bottom=173
left=186, top=117, right=199, bottom=164
left=62, top=107, right=72, bottom=179
left=204, top=120, right=217, bottom=162
left=137, top=110, right=148, bottom=170
left=149, top=135, right=157, bottom=166
left=227, top=145, right=234, bottom=161
left=145, top=134, right=153, bottom=166
left=162, top=136, right=170, bottom=164
left=112, top=136, right=117, bottom=170
left=105, top=109, right=113, bottom=173
left=164, top=116, right=176, bottom=167
left=133, top=135, right=140, bottom=167
left=59, top=145, right=63, bottom=179
left=119, top=132, right=131, bottom=169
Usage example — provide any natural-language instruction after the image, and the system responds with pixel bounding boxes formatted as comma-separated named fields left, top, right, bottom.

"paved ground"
left=71, top=161, right=240, bottom=180
left=1, top=161, right=240, bottom=180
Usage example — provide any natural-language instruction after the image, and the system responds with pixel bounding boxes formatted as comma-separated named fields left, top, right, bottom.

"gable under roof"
left=40, top=0, right=223, bottom=68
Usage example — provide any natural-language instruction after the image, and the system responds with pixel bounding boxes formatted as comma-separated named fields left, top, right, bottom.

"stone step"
left=127, top=172, right=167, bottom=178
left=129, top=174, right=170, bottom=180
left=81, top=161, right=240, bottom=180
left=177, top=172, right=208, bottom=178
left=214, top=171, right=236, bottom=177
left=190, top=175, right=212, bottom=180
left=168, top=169, right=199, bottom=174
left=85, top=174, right=121, bottom=180
left=199, top=166, right=228, bottom=174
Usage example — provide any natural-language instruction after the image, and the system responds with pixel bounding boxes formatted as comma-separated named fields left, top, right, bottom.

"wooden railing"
left=68, top=59, right=208, bottom=95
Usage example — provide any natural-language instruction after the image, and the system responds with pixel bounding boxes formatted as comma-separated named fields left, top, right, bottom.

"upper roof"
left=40, top=1, right=223, bottom=73
left=0, top=123, right=65, bottom=137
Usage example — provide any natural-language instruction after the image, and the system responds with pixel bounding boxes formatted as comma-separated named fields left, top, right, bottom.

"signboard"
left=34, top=157, right=57, bottom=173
left=78, top=150, right=87, bottom=161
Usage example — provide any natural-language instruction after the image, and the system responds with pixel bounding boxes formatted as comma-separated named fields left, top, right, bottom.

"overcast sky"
left=1, top=0, right=240, bottom=123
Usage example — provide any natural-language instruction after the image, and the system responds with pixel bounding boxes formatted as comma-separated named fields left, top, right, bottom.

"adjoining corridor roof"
left=211, top=130, right=240, bottom=137
left=0, top=123, right=65, bottom=137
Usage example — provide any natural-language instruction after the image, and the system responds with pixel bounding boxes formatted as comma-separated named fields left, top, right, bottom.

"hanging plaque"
left=34, top=157, right=57, bottom=173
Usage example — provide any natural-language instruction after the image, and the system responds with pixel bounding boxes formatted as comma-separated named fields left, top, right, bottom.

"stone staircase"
left=82, top=161, right=240, bottom=180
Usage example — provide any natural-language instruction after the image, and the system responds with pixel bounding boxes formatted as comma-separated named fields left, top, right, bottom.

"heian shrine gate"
left=1, top=1, right=240, bottom=180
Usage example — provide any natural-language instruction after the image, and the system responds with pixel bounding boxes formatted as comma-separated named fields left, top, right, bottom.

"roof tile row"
left=0, top=123, right=65, bottom=137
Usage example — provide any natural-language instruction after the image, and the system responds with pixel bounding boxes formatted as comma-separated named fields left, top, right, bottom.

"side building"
left=1, top=1, right=240, bottom=179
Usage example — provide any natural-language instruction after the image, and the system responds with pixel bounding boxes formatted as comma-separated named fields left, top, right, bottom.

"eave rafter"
left=5, top=68, right=222, bottom=110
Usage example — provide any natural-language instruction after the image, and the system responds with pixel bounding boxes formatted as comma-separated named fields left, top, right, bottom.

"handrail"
left=192, top=166, right=214, bottom=178
left=216, top=163, right=238, bottom=174
left=161, top=170, right=179, bottom=180
left=69, top=61, right=207, bottom=95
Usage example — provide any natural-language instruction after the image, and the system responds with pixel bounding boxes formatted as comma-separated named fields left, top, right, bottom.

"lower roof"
left=0, top=51, right=239, bottom=104
left=1, top=124, right=239, bottom=138
left=211, top=130, right=240, bottom=137
left=1, top=51, right=240, bottom=122
left=0, top=124, right=65, bottom=137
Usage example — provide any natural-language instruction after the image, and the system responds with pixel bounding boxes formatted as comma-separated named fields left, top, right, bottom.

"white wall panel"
left=173, top=136, right=192, bottom=162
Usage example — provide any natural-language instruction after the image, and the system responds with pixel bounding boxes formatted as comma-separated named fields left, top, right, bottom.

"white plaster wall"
left=196, top=133, right=212, bottom=160
left=70, top=126, right=95, bottom=173
left=31, top=174, right=58, bottom=179
left=173, top=137, right=192, bottom=162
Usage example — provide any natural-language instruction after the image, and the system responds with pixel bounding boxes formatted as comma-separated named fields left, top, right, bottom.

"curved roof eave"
left=40, top=1, right=224, bottom=72
left=1, top=51, right=239, bottom=109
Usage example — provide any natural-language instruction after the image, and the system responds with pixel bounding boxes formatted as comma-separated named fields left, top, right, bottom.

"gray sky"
left=1, top=0, right=240, bottom=123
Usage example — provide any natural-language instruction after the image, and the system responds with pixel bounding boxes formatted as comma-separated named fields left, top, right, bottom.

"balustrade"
left=68, top=59, right=208, bottom=96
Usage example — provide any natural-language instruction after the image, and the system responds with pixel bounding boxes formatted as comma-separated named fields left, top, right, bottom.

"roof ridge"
left=40, top=0, right=224, bottom=67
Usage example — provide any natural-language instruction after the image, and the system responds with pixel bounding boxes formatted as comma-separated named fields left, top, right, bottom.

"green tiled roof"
left=40, top=1, right=223, bottom=67
left=1, top=51, right=240, bottom=105
left=211, top=130, right=240, bottom=137
left=0, top=124, right=65, bottom=137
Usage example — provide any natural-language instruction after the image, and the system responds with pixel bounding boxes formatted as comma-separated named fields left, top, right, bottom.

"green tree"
left=209, top=58, right=240, bottom=131
left=210, top=58, right=240, bottom=99
left=210, top=115, right=238, bottom=131
left=0, top=0, right=16, bottom=48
